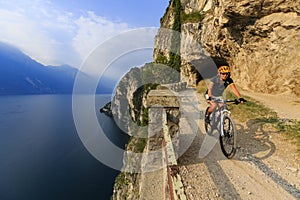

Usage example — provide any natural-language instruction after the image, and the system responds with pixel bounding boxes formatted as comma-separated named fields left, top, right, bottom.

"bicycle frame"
left=212, top=98, right=232, bottom=135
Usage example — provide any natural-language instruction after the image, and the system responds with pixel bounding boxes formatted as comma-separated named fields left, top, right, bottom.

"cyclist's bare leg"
left=206, top=101, right=217, bottom=118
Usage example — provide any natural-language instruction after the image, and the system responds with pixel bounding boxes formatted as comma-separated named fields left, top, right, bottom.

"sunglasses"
left=221, top=73, right=229, bottom=75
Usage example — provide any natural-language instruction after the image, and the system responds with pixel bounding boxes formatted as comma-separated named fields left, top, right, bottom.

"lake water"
left=0, top=95, right=129, bottom=200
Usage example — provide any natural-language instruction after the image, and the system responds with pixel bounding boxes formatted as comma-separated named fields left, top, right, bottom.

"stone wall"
left=112, top=88, right=184, bottom=199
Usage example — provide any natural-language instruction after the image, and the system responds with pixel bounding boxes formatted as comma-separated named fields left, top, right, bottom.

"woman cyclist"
left=205, top=65, right=246, bottom=123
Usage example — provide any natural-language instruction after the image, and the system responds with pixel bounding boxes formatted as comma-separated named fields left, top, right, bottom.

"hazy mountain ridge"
left=0, top=42, right=114, bottom=95
left=0, top=42, right=78, bottom=94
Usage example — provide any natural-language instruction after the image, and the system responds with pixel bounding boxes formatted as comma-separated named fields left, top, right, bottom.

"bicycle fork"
left=220, top=110, right=231, bottom=137
left=220, top=112, right=224, bottom=137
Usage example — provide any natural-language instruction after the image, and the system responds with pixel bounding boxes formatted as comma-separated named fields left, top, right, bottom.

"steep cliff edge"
left=155, top=0, right=300, bottom=96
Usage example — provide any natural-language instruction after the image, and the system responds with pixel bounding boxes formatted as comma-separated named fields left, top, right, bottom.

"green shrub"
left=155, top=54, right=168, bottom=65
left=181, top=11, right=205, bottom=23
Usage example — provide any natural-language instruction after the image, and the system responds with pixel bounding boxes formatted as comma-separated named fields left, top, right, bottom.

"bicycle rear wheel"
left=204, top=107, right=212, bottom=135
left=219, top=115, right=237, bottom=158
left=204, top=106, right=214, bottom=135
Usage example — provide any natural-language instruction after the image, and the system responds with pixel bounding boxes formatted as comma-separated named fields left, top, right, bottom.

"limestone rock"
left=154, top=0, right=300, bottom=96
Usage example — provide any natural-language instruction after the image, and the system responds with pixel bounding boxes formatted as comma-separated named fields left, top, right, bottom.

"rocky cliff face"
left=155, top=0, right=300, bottom=96
left=111, top=67, right=143, bottom=135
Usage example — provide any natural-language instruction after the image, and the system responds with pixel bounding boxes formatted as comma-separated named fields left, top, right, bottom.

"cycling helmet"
left=218, top=65, right=231, bottom=73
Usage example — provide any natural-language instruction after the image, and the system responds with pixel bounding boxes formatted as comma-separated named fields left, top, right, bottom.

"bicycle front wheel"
left=219, top=115, right=237, bottom=158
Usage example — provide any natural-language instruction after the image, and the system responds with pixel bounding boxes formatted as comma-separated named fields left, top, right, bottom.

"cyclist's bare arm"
left=229, top=83, right=246, bottom=103
left=207, top=83, right=213, bottom=98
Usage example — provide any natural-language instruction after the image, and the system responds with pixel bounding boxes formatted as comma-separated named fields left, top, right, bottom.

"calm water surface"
left=0, top=95, right=128, bottom=200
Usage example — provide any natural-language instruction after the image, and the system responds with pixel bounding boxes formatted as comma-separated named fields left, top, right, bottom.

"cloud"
left=0, top=1, right=131, bottom=68
left=72, top=11, right=131, bottom=66
left=77, top=27, right=158, bottom=87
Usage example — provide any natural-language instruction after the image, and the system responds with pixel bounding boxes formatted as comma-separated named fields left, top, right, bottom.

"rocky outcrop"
left=155, top=0, right=300, bottom=96
left=110, top=62, right=181, bottom=135
left=110, top=67, right=143, bottom=135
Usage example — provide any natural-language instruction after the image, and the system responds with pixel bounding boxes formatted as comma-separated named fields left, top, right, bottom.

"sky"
left=0, top=0, right=169, bottom=69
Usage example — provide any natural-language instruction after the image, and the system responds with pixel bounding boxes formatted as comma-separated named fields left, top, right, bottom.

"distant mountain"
left=0, top=42, right=113, bottom=95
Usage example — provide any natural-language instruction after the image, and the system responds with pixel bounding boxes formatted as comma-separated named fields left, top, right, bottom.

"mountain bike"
left=204, top=97, right=242, bottom=158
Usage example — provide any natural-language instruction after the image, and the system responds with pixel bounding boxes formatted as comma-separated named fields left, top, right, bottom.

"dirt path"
left=240, top=90, right=300, bottom=121
left=177, top=91, right=300, bottom=200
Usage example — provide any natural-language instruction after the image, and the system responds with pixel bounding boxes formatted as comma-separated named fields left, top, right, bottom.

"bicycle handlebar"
left=211, top=97, right=247, bottom=104
left=226, top=99, right=240, bottom=104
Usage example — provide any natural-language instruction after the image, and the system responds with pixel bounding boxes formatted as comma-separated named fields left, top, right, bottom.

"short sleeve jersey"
left=209, top=75, right=234, bottom=97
